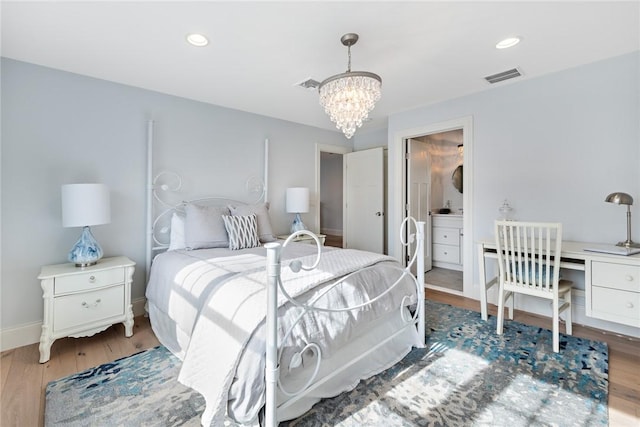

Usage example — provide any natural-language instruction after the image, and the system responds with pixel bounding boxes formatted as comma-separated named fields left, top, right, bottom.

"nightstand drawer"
left=55, top=268, right=124, bottom=294
left=591, top=285, right=640, bottom=326
left=591, top=261, right=640, bottom=292
left=433, top=244, right=460, bottom=264
left=433, top=227, right=459, bottom=246
left=54, top=285, right=125, bottom=331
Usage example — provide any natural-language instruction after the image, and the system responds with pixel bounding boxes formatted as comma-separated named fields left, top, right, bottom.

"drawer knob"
left=443, top=235, right=448, bottom=238
left=444, top=252, right=448, bottom=255
left=627, top=302, right=634, bottom=309
left=625, top=275, right=634, bottom=282
left=82, top=299, right=102, bottom=308
left=89, top=276, right=96, bottom=283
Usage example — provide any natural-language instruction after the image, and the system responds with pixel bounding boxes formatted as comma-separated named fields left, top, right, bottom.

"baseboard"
left=0, top=297, right=148, bottom=352
left=320, top=228, right=343, bottom=236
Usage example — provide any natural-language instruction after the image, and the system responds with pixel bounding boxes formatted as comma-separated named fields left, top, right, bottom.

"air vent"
left=295, top=78, right=320, bottom=90
left=484, top=68, right=522, bottom=84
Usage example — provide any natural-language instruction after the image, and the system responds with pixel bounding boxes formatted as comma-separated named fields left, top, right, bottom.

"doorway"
left=314, top=143, right=352, bottom=247
left=320, top=152, right=344, bottom=247
left=391, top=116, right=474, bottom=299
left=409, top=131, right=464, bottom=295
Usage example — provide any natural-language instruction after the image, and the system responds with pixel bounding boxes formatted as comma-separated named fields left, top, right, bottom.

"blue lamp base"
left=68, top=226, right=104, bottom=267
left=290, top=213, right=307, bottom=233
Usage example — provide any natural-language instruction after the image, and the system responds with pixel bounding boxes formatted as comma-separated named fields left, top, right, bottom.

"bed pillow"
left=168, top=212, right=186, bottom=251
left=228, top=203, right=277, bottom=243
left=222, top=214, right=260, bottom=250
left=184, top=203, right=230, bottom=249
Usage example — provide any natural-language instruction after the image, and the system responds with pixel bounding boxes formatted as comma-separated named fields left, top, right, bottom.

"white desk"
left=477, top=240, right=640, bottom=328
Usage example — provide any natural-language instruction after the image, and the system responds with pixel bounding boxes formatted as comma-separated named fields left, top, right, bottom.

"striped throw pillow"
left=222, top=214, right=260, bottom=250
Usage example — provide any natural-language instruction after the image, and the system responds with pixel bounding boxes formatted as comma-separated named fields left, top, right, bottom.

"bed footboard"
left=264, top=218, right=425, bottom=427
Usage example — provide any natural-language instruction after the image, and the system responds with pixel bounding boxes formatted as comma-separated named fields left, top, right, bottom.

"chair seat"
left=558, top=279, right=573, bottom=294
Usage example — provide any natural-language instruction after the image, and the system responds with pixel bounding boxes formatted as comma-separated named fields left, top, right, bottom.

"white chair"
left=494, top=220, right=572, bottom=353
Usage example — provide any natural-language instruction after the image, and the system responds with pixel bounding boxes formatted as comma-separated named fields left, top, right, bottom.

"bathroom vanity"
left=432, top=214, right=463, bottom=271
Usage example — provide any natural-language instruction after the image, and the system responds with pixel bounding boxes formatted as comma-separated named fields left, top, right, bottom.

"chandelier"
left=318, top=33, right=382, bottom=139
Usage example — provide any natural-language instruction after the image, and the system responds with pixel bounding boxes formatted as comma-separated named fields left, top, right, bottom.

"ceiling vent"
left=295, top=78, right=320, bottom=90
left=484, top=68, right=522, bottom=84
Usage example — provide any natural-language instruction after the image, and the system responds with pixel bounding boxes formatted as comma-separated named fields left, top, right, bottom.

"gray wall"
left=1, top=58, right=348, bottom=331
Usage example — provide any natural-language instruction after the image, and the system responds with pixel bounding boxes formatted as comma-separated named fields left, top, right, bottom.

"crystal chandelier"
left=318, top=33, right=382, bottom=139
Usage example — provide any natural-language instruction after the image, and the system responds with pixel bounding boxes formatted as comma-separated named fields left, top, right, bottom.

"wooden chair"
left=494, top=220, right=572, bottom=353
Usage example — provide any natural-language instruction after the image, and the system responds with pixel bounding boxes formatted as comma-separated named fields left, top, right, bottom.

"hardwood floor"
left=1, top=316, right=160, bottom=427
left=1, top=292, right=638, bottom=426
left=323, top=234, right=343, bottom=248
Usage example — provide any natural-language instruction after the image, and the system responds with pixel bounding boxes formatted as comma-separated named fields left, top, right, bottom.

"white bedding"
left=146, top=243, right=418, bottom=425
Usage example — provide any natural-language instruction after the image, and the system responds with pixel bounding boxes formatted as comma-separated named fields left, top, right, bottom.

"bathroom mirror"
left=452, top=165, right=463, bottom=193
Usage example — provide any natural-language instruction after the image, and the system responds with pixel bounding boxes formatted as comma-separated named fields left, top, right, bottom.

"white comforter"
left=146, top=244, right=417, bottom=426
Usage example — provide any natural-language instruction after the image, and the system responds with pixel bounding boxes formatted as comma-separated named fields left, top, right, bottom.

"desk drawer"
left=55, top=268, right=124, bottom=294
left=591, top=286, right=640, bottom=327
left=433, top=244, right=460, bottom=264
left=54, top=285, right=125, bottom=332
left=433, top=227, right=459, bottom=246
left=591, top=261, right=640, bottom=293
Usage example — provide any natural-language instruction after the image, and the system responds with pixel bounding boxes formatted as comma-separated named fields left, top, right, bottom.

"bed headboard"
left=145, top=120, right=270, bottom=280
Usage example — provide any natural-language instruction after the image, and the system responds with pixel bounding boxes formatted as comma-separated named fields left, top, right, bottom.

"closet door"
left=344, top=147, right=384, bottom=253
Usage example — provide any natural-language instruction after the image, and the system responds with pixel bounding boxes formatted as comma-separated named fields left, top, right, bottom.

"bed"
left=144, top=133, right=425, bottom=426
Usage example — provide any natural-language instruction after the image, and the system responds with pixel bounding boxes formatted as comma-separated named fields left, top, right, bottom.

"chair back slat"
left=494, top=221, right=563, bottom=294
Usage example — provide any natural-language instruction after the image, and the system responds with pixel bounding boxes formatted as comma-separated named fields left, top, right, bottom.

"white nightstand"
left=38, top=256, right=135, bottom=363
left=277, top=233, right=326, bottom=246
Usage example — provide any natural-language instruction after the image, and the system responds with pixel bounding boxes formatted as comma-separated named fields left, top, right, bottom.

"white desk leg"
left=478, top=243, right=489, bottom=321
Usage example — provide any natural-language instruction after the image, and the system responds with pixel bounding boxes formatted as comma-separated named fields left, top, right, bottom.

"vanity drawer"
left=591, top=286, right=640, bottom=327
left=55, top=268, right=124, bottom=294
left=433, top=244, right=460, bottom=264
left=433, top=227, right=459, bottom=246
left=53, top=285, right=125, bottom=332
left=591, top=261, right=640, bottom=293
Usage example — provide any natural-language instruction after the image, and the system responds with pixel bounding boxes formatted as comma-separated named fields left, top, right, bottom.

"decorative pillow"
left=222, top=214, right=260, bottom=250
left=228, top=203, right=276, bottom=243
left=168, top=212, right=186, bottom=251
left=184, top=203, right=230, bottom=250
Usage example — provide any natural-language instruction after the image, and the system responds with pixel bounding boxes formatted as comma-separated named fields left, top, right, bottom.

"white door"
left=344, top=147, right=384, bottom=253
left=407, top=139, right=432, bottom=272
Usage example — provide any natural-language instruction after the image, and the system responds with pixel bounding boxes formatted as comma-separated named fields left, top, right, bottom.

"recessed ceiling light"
left=496, top=37, right=521, bottom=49
left=186, top=33, right=209, bottom=47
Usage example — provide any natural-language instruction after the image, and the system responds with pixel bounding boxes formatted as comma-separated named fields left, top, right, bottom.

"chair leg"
left=564, top=290, right=572, bottom=336
left=507, top=291, right=514, bottom=320
left=480, top=280, right=488, bottom=322
left=496, top=285, right=505, bottom=335
left=552, top=298, right=559, bottom=353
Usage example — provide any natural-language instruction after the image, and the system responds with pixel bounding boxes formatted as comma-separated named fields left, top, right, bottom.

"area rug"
left=45, top=301, right=608, bottom=426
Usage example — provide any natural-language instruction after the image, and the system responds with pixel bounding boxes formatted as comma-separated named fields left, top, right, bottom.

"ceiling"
left=2, top=1, right=639, bottom=135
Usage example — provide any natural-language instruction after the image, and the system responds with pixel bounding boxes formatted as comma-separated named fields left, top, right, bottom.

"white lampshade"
left=62, top=183, right=111, bottom=227
left=286, top=188, right=309, bottom=213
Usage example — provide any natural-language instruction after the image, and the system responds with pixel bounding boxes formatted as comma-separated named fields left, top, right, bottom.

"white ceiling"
left=2, top=1, right=639, bottom=135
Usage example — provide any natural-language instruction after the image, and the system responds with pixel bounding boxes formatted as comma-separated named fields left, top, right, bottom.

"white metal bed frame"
left=144, top=121, right=426, bottom=426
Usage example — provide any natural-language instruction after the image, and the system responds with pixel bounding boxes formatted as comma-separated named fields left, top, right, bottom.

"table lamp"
left=286, top=187, right=309, bottom=233
left=605, top=192, right=639, bottom=248
left=62, top=183, right=111, bottom=266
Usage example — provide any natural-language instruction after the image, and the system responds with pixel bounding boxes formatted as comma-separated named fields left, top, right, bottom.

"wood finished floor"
left=1, top=290, right=638, bottom=426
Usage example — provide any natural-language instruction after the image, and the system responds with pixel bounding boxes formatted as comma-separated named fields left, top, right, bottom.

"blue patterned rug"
left=45, top=301, right=608, bottom=426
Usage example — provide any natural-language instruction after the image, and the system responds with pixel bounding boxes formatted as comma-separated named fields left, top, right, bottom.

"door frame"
left=314, top=143, right=352, bottom=236
left=390, top=116, right=474, bottom=298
